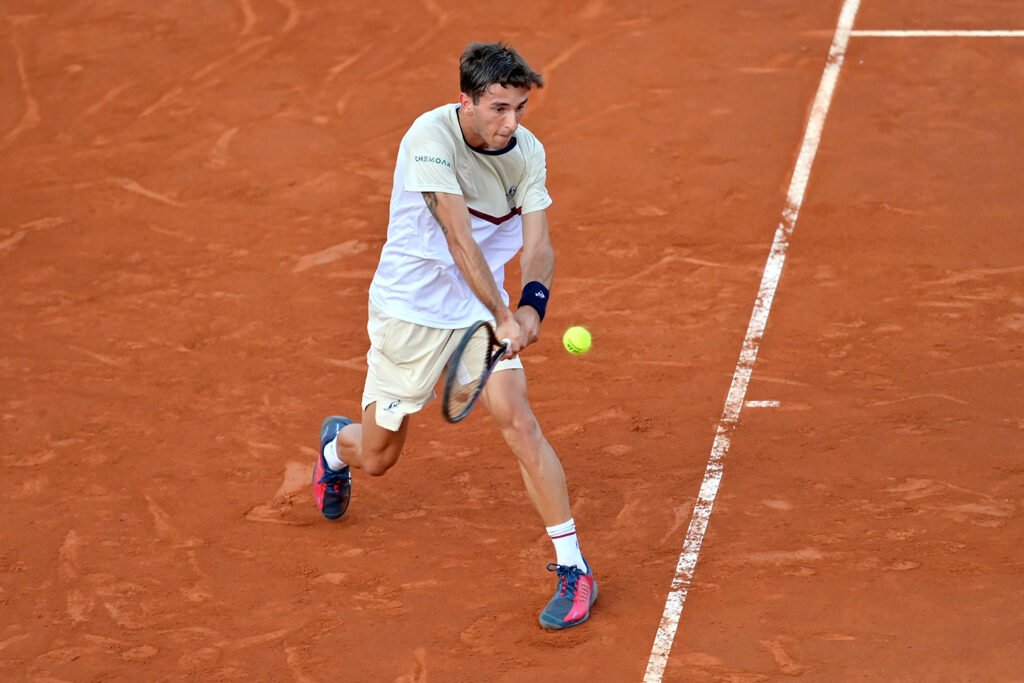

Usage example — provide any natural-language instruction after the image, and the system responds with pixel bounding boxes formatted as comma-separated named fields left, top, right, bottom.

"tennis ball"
left=563, top=326, right=592, bottom=355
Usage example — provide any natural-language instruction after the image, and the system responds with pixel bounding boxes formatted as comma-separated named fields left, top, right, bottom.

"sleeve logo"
left=414, top=155, right=453, bottom=168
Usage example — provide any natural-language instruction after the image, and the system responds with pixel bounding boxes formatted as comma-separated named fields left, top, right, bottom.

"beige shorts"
left=362, top=303, right=523, bottom=431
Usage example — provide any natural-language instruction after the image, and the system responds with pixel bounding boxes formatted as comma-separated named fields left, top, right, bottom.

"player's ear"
left=458, top=92, right=473, bottom=113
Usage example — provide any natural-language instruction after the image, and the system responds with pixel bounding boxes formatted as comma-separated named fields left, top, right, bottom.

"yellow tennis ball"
left=563, top=326, right=592, bottom=355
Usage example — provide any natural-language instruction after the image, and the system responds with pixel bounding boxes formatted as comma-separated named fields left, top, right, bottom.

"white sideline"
left=642, top=1, right=862, bottom=680
left=852, top=30, right=1024, bottom=38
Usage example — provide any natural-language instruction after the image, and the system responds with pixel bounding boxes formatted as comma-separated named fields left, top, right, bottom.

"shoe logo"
left=384, top=399, right=401, bottom=412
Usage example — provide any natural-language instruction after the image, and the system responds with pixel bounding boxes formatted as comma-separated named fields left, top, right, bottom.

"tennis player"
left=313, top=42, right=597, bottom=630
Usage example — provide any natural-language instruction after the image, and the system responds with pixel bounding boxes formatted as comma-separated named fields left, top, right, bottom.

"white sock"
left=546, top=518, right=587, bottom=572
left=323, top=437, right=347, bottom=471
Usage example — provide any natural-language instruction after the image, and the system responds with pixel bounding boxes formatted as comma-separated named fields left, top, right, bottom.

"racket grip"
left=500, top=338, right=512, bottom=352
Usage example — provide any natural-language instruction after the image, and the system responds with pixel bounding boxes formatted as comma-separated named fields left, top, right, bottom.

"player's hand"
left=513, top=306, right=542, bottom=347
left=494, top=310, right=526, bottom=358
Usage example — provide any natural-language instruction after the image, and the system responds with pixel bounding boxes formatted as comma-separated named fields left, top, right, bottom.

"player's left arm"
left=516, top=209, right=555, bottom=345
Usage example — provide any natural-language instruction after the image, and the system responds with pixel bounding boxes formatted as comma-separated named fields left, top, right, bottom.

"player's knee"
left=362, top=458, right=393, bottom=477
left=500, top=411, right=542, bottom=451
left=361, top=445, right=401, bottom=477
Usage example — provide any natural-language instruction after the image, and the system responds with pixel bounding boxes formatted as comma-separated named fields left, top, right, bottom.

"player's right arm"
left=422, top=191, right=524, bottom=354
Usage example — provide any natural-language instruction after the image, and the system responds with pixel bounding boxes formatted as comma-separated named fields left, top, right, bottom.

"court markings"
left=644, top=3, right=1024, bottom=681
left=852, top=30, right=1024, bottom=38
left=745, top=400, right=781, bottom=409
left=642, top=1, right=863, bottom=679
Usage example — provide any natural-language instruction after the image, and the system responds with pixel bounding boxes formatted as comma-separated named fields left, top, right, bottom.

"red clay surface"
left=2, top=2, right=1022, bottom=681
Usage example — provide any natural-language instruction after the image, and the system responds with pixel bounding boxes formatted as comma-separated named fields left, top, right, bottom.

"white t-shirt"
left=368, top=104, right=553, bottom=328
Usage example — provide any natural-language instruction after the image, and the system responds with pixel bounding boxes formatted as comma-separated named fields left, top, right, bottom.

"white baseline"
left=642, top=0, right=862, bottom=680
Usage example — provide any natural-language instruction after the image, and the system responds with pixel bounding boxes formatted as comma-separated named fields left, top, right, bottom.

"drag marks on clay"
left=284, top=644, right=319, bottom=683
left=0, top=217, right=66, bottom=255
left=739, top=49, right=820, bottom=76
left=868, top=393, right=968, bottom=407
left=351, top=585, right=409, bottom=615
left=392, top=646, right=429, bottom=683
left=58, top=530, right=98, bottom=624
left=540, top=16, right=652, bottom=83
left=74, top=81, right=137, bottom=125
left=674, top=651, right=770, bottom=682
left=361, top=0, right=448, bottom=84
left=920, top=264, right=1024, bottom=287
left=292, top=238, right=370, bottom=273
left=236, top=0, right=258, bottom=37
left=273, top=460, right=313, bottom=497
left=325, top=355, right=369, bottom=372
left=460, top=613, right=519, bottom=656
left=591, top=251, right=680, bottom=298
left=0, top=230, right=26, bottom=252
left=883, top=478, right=1015, bottom=528
left=245, top=459, right=317, bottom=526
left=658, top=502, right=699, bottom=547
left=324, top=46, right=374, bottom=87
left=141, top=36, right=274, bottom=118
left=742, top=548, right=825, bottom=565
left=760, top=499, right=794, bottom=511
left=206, top=126, right=240, bottom=169
left=146, top=626, right=298, bottom=674
left=547, top=406, right=630, bottom=439
left=547, top=101, right=640, bottom=139
left=274, top=0, right=301, bottom=34
left=322, top=47, right=374, bottom=117
left=678, top=256, right=764, bottom=273
left=0, top=15, right=40, bottom=151
left=69, top=344, right=126, bottom=368
left=926, top=358, right=1024, bottom=376
left=0, top=633, right=31, bottom=653
left=108, top=177, right=185, bottom=207
left=758, top=637, right=810, bottom=676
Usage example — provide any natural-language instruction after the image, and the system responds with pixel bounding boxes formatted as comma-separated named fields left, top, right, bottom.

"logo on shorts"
left=384, top=399, right=402, bottom=412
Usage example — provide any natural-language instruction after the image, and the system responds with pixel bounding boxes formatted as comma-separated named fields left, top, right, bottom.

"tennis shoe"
left=538, top=560, right=597, bottom=630
left=313, top=416, right=353, bottom=520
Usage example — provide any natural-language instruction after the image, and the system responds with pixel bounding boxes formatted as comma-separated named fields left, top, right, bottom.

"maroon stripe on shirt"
left=467, top=206, right=522, bottom=225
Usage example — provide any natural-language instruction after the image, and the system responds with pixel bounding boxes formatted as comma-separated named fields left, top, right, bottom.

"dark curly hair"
left=460, top=42, right=544, bottom=103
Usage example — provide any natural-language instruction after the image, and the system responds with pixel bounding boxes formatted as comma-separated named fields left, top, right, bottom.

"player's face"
left=459, top=84, right=531, bottom=150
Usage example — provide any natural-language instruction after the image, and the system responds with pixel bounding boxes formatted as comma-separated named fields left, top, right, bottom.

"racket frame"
left=441, top=320, right=510, bottom=423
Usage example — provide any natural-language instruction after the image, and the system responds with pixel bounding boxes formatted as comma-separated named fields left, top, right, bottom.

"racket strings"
left=446, top=326, right=492, bottom=417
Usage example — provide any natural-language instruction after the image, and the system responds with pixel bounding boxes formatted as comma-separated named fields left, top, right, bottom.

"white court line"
left=745, top=400, right=781, bottom=409
left=642, top=0, right=861, bottom=680
left=852, top=30, right=1024, bottom=38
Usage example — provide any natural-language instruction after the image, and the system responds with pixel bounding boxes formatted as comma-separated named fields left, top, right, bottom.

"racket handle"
left=500, top=338, right=512, bottom=352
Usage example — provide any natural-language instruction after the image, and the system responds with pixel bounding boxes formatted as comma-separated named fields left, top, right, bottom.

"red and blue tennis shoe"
left=313, top=416, right=353, bottom=520
left=539, top=559, right=598, bottom=629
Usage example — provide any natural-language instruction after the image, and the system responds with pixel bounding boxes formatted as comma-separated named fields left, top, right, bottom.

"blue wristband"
left=518, top=281, right=549, bottom=321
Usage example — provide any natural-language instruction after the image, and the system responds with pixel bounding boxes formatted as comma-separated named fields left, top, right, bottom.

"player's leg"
left=334, top=404, right=408, bottom=476
left=481, top=368, right=571, bottom=525
left=314, top=306, right=459, bottom=519
left=481, top=368, right=597, bottom=630
left=315, top=399, right=410, bottom=520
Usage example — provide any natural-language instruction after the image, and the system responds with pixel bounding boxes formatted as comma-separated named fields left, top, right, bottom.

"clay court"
left=2, top=1, right=1023, bottom=681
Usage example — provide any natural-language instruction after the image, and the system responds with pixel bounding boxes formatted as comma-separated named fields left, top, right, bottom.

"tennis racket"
left=442, top=320, right=510, bottom=423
